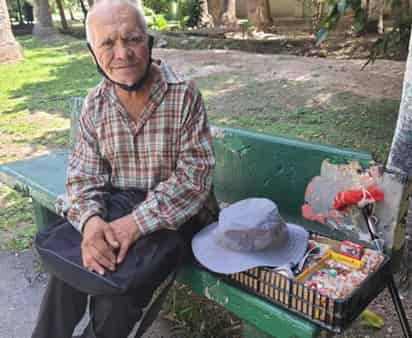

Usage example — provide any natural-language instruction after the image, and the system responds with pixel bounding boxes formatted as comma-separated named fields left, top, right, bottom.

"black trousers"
left=31, top=274, right=158, bottom=338
left=31, top=190, right=197, bottom=338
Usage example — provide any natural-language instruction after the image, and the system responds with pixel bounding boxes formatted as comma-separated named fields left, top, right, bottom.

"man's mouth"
left=113, top=65, right=137, bottom=69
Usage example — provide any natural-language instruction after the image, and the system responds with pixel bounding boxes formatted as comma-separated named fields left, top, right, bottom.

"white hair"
left=85, top=0, right=148, bottom=47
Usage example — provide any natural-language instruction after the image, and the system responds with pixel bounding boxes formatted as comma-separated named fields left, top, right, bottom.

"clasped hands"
left=81, top=214, right=140, bottom=275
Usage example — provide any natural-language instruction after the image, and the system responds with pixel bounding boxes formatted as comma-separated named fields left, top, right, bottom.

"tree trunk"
left=401, top=0, right=410, bottom=13
left=78, top=0, right=87, bottom=20
left=221, top=0, right=237, bottom=26
left=0, top=0, right=23, bottom=63
left=311, top=0, right=324, bottom=33
left=208, top=0, right=223, bottom=26
left=386, top=30, right=412, bottom=286
left=364, top=0, right=384, bottom=33
left=199, top=0, right=213, bottom=27
left=16, top=0, right=24, bottom=25
left=55, top=0, right=68, bottom=31
left=68, top=7, right=75, bottom=21
left=247, top=0, right=272, bottom=32
left=33, top=0, right=56, bottom=37
left=209, top=0, right=238, bottom=27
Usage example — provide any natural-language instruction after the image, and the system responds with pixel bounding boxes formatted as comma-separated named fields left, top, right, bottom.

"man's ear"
left=86, top=42, right=97, bottom=65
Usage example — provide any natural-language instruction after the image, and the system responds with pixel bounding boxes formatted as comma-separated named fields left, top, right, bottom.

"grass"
left=163, top=284, right=241, bottom=337
left=0, top=36, right=94, bottom=163
left=0, top=35, right=98, bottom=250
left=197, top=73, right=399, bottom=163
left=0, top=184, right=35, bottom=251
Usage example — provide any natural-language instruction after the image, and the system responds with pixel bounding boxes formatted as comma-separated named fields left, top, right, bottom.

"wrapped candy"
left=303, top=248, right=384, bottom=299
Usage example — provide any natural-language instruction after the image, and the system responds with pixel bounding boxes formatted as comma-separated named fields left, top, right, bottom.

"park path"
left=0, top=249, right=174, bottom=338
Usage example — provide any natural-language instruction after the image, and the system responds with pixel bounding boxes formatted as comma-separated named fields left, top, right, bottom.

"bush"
left=142, top=0, right=170, bottom=16
left=143, top=5, right=169, bottom=31
left=178, top=0, right=202, bottom=28
left=143, top=0, right=201, bottom=28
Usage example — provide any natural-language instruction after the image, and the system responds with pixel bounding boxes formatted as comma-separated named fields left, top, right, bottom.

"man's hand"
left=81, top=216, right=119, bottom=275
left=109, top=214, right=141, bottom=264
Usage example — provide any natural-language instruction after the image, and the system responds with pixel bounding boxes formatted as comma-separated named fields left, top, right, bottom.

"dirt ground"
left=154, top=48, right=404, bottom=100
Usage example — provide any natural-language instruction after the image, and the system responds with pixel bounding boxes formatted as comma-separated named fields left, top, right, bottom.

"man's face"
left=89, top=5, right=149, bottom=86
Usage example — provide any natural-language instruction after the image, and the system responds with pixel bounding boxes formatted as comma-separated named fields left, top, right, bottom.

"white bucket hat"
left=192, top=198, right=309, bottom=274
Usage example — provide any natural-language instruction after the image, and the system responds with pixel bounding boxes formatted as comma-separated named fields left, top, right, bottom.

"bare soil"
left=155, top=48, right=404, bottom=101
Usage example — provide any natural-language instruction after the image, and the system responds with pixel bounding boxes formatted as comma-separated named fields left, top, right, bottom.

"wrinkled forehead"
left=89, top=3, right=145, bottom=38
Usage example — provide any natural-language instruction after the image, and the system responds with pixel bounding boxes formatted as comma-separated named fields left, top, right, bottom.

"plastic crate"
left=221, top=235, right=391, bottom=333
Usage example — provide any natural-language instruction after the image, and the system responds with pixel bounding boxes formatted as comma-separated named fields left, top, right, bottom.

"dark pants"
left=31, top=190, right=203, bottom=338
left=31, top=274, right=158, bottom=338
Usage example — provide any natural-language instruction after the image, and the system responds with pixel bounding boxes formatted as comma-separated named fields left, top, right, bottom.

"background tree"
left=199, top=0, right=213, bottom=26
left=0, top=0, right=23, bottom=63
left=208, top=0, right=223, bottom=25
left=77, top=0, right=87, bottom=18
left=363, top=0, right=385, bottom=33
left=221, top=0, right=237, bottom=25
left=317, top=0, right=412, bottom=62
left=55, top=0, right=68, bottom=30
left=386, top=31, right=412, bottom=285
left=208, top=0, right=237, bottom=26
left=32, top=0, right=56, bottom=37
left=247, top=0, right=272, bottom=31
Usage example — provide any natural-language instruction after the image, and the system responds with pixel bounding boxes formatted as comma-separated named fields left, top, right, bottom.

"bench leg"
left=242, top=322, right=274, bottom=338
left=32, top=199, right=60, bottom=231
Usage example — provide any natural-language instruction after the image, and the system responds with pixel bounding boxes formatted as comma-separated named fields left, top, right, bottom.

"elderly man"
left=31, top=0, right=217, bottom=337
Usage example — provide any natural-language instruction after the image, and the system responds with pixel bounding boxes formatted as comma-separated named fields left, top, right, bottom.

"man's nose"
left=114, top=41, right=131, bottom=60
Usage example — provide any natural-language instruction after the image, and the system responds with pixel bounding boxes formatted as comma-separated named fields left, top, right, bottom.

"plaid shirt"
left=63, top=61, right=215, bottom=235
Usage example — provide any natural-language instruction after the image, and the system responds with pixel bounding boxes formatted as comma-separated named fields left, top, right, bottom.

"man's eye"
left=102, top=40, right=113, bottom=47
left=129, top=36, right=143, bottom=43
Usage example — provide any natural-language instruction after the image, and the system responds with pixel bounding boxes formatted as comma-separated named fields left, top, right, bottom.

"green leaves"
left=317, top=0, right=411, bottom=65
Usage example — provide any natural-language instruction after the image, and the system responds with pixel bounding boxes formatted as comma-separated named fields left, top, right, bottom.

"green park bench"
left=0, top=97, right=376, bottom=338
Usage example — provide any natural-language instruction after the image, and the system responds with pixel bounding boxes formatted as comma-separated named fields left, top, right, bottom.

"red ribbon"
left=333, top=186, right=384, bottom=211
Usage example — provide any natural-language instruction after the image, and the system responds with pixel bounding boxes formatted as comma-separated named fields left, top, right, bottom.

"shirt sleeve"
left=132, top=84, right=215, bottom=235
left=65, top=98, right=110, bottom=232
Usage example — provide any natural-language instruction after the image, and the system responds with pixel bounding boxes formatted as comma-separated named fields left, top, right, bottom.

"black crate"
left=220, top=236, right=391, bottom=333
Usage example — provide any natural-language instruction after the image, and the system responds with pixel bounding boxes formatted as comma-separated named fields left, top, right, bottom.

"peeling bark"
left=0, top=0, right=23, bottom=63
left=387, top=31, right=412, bottom=284
left=199, top=0, right=214, bottom=27
left=221, top=0, right=237, bottom=26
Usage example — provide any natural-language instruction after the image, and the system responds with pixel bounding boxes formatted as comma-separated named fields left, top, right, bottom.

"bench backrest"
left=69, top=97, right=372, bottom=230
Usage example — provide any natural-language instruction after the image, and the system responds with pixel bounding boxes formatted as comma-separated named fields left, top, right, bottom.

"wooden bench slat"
left=0, top=151, right=67, bottom=205
left=212, top=126, right=372, bottom=214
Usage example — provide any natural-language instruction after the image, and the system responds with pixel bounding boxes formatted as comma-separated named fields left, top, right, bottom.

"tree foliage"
left=142, top=0, right=201, bottom=27
left=317, top=0, right=411, bottom=64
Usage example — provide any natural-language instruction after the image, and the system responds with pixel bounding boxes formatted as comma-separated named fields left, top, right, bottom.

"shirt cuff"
left=132, top=200, right=162, bottom=236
